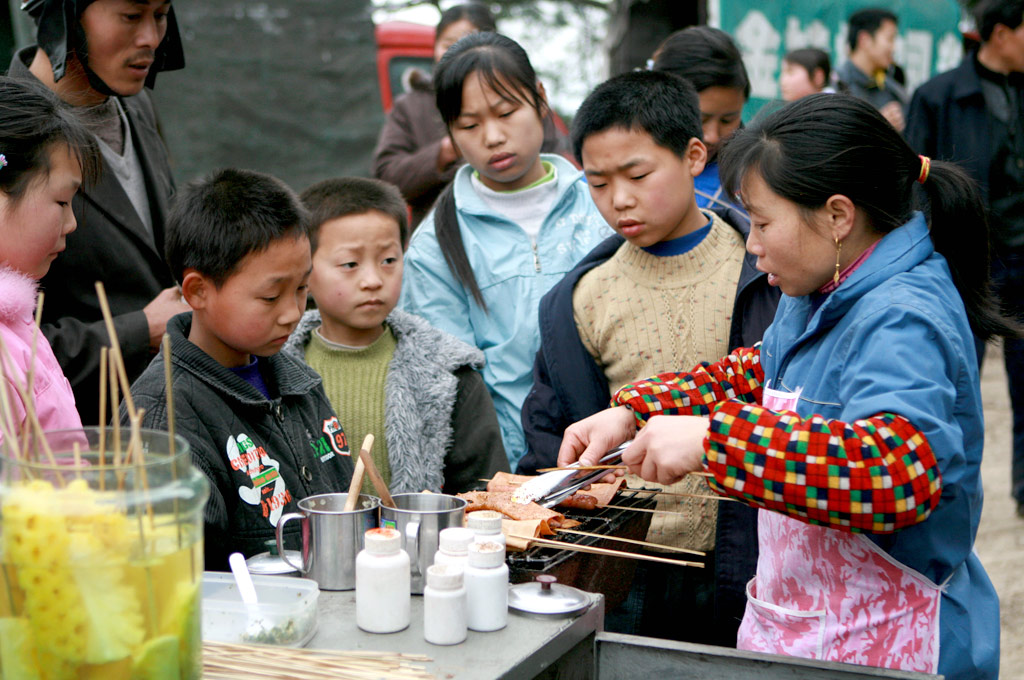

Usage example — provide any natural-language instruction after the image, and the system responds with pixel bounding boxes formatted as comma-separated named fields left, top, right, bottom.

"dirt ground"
left=975, top=340, right=1024, bottom=679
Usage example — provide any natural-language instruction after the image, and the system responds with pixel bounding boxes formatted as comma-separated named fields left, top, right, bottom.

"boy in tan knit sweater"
left=520, top=71, right=778, bottom=644
left=283, top=177, right=507, bottom=496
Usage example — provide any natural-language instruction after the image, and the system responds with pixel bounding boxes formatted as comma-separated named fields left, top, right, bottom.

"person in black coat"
left=9, top=0, right=189, bottom=425
left=905, top=0, right=1024, bottom=518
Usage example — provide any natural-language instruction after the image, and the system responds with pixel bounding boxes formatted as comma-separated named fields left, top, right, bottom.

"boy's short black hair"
left=571, top=70, right=702, bottom=163
left=847, top=8, right=898, bottom=52
left=300, top=177, right=409, bottom=251
left=975, top=0, right=1024, bottom=41
left=165, top=168, right=311, bottom=287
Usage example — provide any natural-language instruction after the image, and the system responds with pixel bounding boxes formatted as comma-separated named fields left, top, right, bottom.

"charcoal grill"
left=507, top=488, right=678, bottom=611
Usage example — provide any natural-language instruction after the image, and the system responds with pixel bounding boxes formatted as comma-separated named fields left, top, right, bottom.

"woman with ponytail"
left=400, top=32, right=607, bottom=469
left=557, top=94, right=1009, bottom=679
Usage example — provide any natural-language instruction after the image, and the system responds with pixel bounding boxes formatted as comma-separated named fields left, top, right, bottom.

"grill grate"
left=506, top=488, right=663, bottom=609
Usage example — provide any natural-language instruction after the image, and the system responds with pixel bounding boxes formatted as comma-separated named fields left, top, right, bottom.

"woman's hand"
left=622, top=415, right=710, bottom=485
left=557, top=406, right=636, bottom=478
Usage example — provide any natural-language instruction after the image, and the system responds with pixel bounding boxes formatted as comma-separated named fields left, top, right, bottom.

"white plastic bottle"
left=465, top=541, right=508, bottom=632
left=467, top=510, right=506, bottom=549
left=423, top=564, right=467, bottom=645
left=356, top=527, right=411, bottom=633
left=432, top=526, right=474, bottom=569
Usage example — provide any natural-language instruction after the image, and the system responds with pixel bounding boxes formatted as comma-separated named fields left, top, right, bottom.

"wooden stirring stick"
left=356, top=434, right=395, bottom=508
left=342, top=436, right=370, bottom=512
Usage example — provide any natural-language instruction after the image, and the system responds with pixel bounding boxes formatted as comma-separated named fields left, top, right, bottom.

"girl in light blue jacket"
left=401, top=32, right=607, bottom=468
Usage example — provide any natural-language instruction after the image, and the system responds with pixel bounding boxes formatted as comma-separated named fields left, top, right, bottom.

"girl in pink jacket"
left=0, top=76, right=99, bottom=440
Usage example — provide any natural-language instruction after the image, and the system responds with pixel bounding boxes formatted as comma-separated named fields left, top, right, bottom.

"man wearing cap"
left=7, top=0, right=189, bottom=424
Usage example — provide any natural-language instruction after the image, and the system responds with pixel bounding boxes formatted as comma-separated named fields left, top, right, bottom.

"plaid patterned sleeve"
left=611, top=344, right=764, bottom=427
left=703, top=403, right=942, bottom=533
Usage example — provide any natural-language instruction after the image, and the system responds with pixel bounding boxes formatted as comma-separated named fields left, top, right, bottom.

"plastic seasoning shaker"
left=423, top=564, right=467, bottom=645
left=467, top=510, right=506, bottom=549
left=356, top=527, right=411, bottom=633
left=465, top=541, right=508, bottom=632
left=432, top=526, right=474, bottom=569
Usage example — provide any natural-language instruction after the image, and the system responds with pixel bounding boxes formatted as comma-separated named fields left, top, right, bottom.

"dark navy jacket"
left=518, top=205, right=779, bottom=642
left=905, top=53, right=992, bottom=200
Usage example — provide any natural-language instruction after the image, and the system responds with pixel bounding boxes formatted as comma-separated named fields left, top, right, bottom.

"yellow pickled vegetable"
left=2, top=479, right=144, bottom=665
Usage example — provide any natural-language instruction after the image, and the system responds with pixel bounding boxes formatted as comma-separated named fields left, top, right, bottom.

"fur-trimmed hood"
left=284, top=307, right=486, bottom=493
left=0, top=266, right=40, bottom=323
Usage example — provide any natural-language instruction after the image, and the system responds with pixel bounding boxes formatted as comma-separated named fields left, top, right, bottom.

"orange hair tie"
left=917, top=155, right=931, bottom=184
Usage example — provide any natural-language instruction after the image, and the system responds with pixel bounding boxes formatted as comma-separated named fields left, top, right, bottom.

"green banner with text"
left=712, top=0, right=963, bottom=114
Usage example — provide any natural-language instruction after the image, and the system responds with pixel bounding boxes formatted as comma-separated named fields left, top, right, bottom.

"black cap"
left=22, top=0, right=184, bottom=89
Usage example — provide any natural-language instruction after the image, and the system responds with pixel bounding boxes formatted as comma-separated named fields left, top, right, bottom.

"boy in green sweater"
left=283, top=177, right=508, bottom=495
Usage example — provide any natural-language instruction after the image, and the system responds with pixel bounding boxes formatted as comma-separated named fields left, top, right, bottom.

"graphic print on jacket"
left=318, top=416, right=350, bottom=462
left=228, top=432, right=291, bottom=527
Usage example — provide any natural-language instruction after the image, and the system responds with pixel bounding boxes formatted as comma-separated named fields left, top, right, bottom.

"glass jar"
left=0, top=427, right=209, bottom=680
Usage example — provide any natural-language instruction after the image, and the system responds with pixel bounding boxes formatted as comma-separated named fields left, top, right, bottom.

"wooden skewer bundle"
left=203, top=641, right=436, bottom=680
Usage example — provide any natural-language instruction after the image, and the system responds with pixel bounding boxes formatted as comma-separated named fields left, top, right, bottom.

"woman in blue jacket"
left=557, top=94, right=1015, bottom=679
left=401, top=32, right=607, bottom=469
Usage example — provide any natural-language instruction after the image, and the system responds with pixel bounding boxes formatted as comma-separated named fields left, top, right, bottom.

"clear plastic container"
left=1, top=427, right=208, bottom=679
left=201, top=571, right=319, bottom=646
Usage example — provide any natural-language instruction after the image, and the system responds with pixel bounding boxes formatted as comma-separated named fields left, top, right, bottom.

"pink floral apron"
left=738, top=384, right=942, bottom=672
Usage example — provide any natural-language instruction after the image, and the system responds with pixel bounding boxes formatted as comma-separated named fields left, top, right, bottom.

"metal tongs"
left=513, top=442, right=630, bottom=509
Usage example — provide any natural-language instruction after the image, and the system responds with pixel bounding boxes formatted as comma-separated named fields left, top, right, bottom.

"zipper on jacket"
left=532, top=240, right=541, bottom=273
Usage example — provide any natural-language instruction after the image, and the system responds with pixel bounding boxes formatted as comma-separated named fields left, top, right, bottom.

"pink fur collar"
left=0, top=266, right=40, bottom=323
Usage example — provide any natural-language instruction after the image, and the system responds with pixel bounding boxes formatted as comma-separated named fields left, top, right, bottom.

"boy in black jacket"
left=127, top=169, right=354, bottom=571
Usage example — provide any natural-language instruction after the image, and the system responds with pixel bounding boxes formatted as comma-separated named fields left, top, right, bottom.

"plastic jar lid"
left=245, top=542, right=301, bottom=576
left=364, top=527, right=402, bottom=554
left=467, top=541, right=505, bottom=568
left=426, top=563, right=464, bottom=589
left=467, top=510, right=503, bottom=533
left=438, top=527, right=475, bottom=555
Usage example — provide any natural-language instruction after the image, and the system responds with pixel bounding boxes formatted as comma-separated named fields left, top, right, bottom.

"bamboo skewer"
left=98, top=346, right=108, bottom=489
left=604, top=504, right=729, bottom=517
left=555, top=529, right=706, bottom=556
left=0, top=342, right=21, bottom=451
left=110, top=355, right=121, bottom=468
left=162, top=334, right=183, bottom=550
left=21, top=293, right=43, bottom=461
left=95, top=282, right=138, bottom=421
left=507, top=533, right=703, bottom=568
left=624, top=489, right=740, bottom=503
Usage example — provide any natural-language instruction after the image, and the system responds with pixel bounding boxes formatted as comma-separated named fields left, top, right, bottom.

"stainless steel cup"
left=379, top=493, right=468, bottom=594
left=276, top=492, right=379, bottom=590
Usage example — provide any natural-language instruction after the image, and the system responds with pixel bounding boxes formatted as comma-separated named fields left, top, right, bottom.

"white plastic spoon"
left=228, top=551, right=266, bottom=639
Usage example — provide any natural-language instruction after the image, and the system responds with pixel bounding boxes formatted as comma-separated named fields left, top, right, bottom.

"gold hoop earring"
left=833, top=238, right=843, bottom=286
